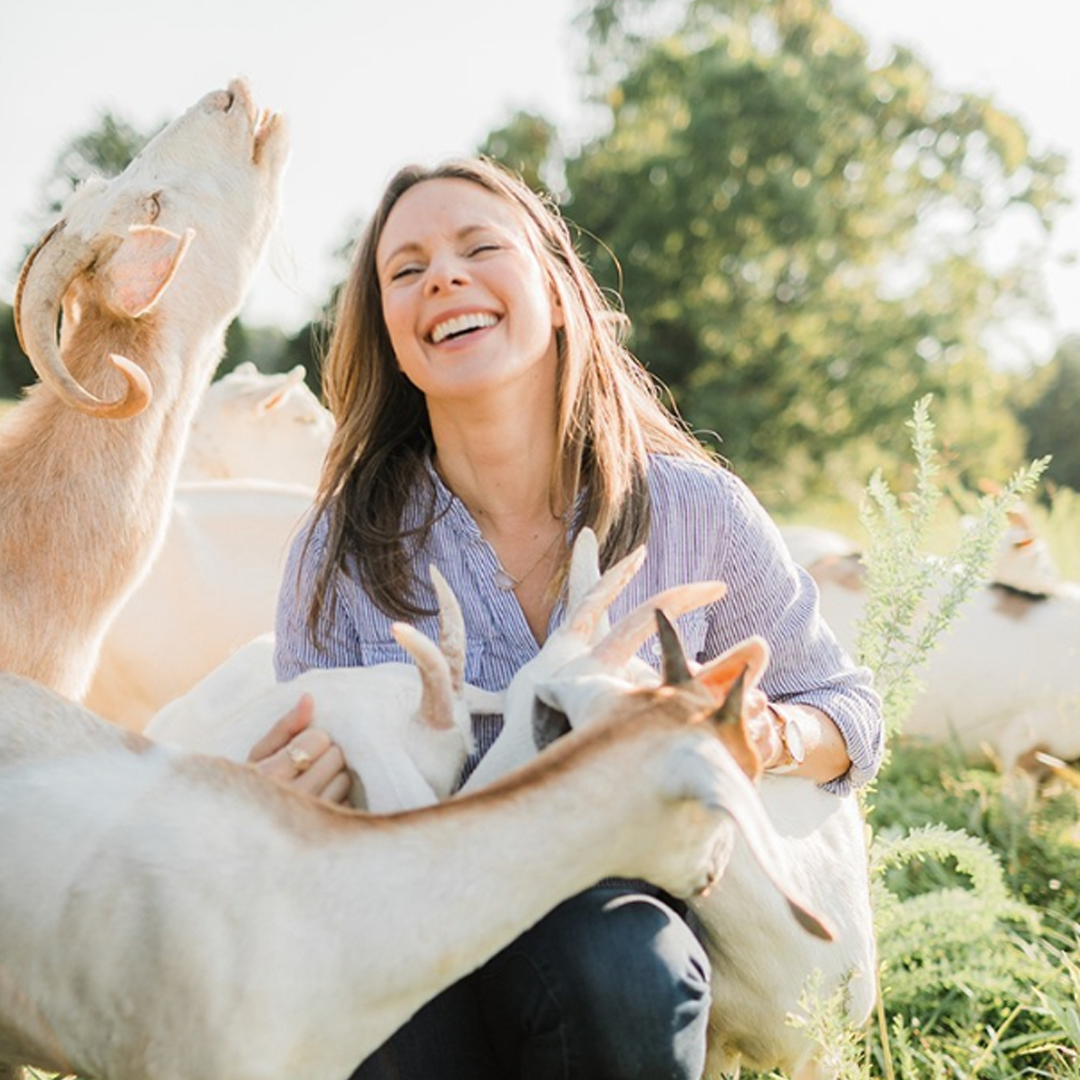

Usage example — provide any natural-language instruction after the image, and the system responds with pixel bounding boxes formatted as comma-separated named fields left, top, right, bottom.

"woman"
left=256, top=158, right=883, bottom=1079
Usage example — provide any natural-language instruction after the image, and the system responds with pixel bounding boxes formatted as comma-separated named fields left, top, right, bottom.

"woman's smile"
left=427, top=309, right=500, bottom=345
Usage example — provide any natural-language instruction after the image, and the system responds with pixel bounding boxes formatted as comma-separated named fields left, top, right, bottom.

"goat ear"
left=665, top=741, right=837, bottom=941
left=103, top=225, right=194, bottom=317
left=697, top=636, right=770, bottom=701
left=704, top=668, right=763, bottom=780
left=717, top=771, right=837, bottom=941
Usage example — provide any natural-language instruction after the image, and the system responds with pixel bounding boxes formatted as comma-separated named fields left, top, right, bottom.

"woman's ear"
left=550, top=282, right=566, bottom=330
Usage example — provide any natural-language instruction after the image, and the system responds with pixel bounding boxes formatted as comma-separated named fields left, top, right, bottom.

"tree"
left=0, top=301, right=29, bottom=401
left=479, top=112, right=561, bottom=196
left=1013, top=335, right=1080, bottom=493
left=502, top=0, right=1066, bottom=498
left=43, top=112, right=161, bottom=218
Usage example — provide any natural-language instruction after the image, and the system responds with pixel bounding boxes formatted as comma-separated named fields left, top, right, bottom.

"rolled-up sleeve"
left=647, top=458, right=884, bottom=793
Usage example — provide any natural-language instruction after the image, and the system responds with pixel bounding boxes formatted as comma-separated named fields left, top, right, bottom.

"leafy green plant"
left=847, top=398, right=1077, bottom=1079
left=854, top=395, right=1049, bottom=740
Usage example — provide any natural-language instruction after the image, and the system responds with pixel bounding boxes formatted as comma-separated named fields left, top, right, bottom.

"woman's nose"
left=423, top=254, right=469, bottom=295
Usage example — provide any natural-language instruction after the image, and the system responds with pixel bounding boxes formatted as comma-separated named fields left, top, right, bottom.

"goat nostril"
left=223, top=91, right=236, bottom=113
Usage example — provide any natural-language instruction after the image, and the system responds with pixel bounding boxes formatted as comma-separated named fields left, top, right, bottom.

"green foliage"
left=42, top=111, right=160, bottom=217
left=860, top=742, right=1080, bottom=1080
left=1013, top=335, right=1080, bottom=496
left=853, top=396, right=1048, bottom=738
left=479, top=111, right=561, bottom=196
left=743, top=398, right=1074, bottom=1080
left=543, top=0, right=1068, bottom=495
left=871, top=824, right=1041, bottom=1012
left=0, top=299, right=32, bottom=401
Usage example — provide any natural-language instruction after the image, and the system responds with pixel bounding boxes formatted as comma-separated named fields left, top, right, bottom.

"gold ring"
left=286, top=744, right=314, bottom=773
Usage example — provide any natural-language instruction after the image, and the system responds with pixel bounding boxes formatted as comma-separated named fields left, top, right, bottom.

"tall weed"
left=745, top=397, right=1078, bottom=1079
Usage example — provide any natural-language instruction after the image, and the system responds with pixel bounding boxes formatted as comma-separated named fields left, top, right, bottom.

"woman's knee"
left=542, top=888, right=709, bottom=1007
left=478, top=886, right=711, bottom=1079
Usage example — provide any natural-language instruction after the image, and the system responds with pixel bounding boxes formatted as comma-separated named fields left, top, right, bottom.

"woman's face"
left=375, top=178, right=564, bottom=407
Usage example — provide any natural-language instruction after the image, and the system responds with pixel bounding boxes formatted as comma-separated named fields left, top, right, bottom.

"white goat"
left=145, top=566, right=499, bottom=810
left=533, top=624, right=875, bottom=1080
left=0, top=78, right=288, bottom=701
left=783, top=525, right=1080, bottom=771
left=779, top=515, right=1064, bottom=601
left=0, top=618, right=827, bottom=1080
left=86, top=479, right=315, bottom=728
left=461, top=527, right=729, bottom=791
left=181, top=361, right=333, bottom=486
left=457, top=530, right=875, bottom=1079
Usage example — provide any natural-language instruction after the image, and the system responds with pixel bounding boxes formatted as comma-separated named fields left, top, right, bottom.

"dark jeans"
left=349, top=883, right=712, bottom=1080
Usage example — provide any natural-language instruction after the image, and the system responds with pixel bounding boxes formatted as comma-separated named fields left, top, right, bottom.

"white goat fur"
left=86, top=479, right=315, bottom=728
left=181, top=361, right=333, bottom=486
left=131, top=526, right=871, bottom=1077
left=0, top=650, right=789, bottom=1080
left=782, top=524, right=1080, bottom=770
left=457, top=530, right=876, bottom=1080
left=88, top=362, right=332, bottom=728
left=144, top=567, right=500, bottom=811
left=0, top=79, right=288, bottom=701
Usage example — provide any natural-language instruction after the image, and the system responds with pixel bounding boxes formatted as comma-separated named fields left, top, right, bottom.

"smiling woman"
left=262, top=155, right=883, bottom=1080
left=375, top=178, right=565, bottom=420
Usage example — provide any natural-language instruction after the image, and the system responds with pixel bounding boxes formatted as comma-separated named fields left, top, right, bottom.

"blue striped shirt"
left=274, top=454, right=884, bottom=793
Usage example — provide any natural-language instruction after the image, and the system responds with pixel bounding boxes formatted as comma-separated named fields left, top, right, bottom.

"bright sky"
left=2, top=0, right=1076, bottom=365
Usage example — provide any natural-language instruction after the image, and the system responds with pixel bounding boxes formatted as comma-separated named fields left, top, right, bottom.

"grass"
left=864, top=742, right=1080, bottom=1080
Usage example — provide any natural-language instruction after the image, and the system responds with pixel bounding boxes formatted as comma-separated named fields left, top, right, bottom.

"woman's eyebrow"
left=380, top=224, right=502, bottom=269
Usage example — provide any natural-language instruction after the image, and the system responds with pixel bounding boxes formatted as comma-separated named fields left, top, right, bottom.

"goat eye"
left=143, top=194, right=162, bottom=222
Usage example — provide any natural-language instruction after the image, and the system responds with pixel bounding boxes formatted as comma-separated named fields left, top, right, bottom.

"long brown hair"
left=304, top=157, right=713, bottom=638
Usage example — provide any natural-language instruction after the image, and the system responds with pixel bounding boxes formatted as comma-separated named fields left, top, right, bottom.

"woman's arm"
left=754, top=700, right=852, bottom=785
left=696, top=468, right=884, bottom=791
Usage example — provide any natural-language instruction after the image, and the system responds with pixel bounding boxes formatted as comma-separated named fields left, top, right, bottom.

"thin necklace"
left=493, top=523, right=566, bottom=592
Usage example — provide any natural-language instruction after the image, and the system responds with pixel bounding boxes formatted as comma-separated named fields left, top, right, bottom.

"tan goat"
left=0, top=78, right=288, bottom=700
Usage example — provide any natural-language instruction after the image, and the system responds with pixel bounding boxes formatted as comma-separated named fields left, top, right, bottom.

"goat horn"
left=14, top=219, right=151, bottom=418
left=430, top=564, right=465, bottom=695
left=592, top=580, right=727, bottom=667
left=566, top=544, right=647, bottom=639
left=657, top=610, right=693, bottom=685
left=391, top=622, right=456, bottom=732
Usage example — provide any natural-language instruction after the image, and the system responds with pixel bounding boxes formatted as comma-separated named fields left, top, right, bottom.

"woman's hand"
left=247, top=692, right=352, bottom=806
